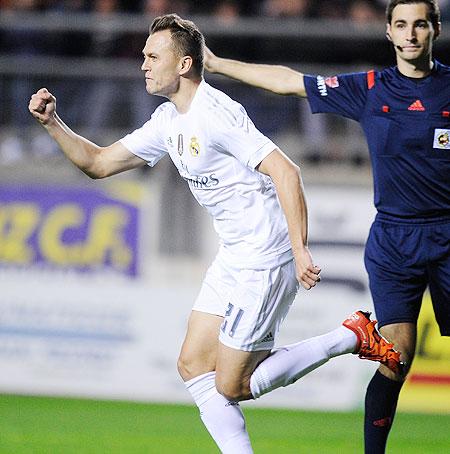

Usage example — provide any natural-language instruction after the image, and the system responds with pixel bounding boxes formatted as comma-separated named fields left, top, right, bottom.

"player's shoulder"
left=200, top=80, right=237, bottom=106
left=150, top=101, right=176, bottom=120
left=198, top=81, right=247, bottom=127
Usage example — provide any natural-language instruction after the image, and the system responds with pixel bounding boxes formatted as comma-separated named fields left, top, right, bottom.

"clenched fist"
left=28, top=88, right=56, bottom=126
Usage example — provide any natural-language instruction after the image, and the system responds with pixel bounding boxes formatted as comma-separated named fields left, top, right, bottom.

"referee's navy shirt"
left=304, top=61, right=450, bottom=223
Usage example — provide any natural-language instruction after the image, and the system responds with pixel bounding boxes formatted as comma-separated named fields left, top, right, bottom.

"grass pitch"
left=0, top=394, right=449, bottom=453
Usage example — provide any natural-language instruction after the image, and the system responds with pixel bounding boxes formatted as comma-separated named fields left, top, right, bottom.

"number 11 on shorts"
left=221, top=302, right=244, bottom=338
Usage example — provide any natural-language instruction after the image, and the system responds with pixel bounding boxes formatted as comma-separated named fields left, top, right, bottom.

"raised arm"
left=204, top=47, right=306, bottom=97
left=257, top=149, right=320, bottom=289
left=28, top=88, right=146, bottom=179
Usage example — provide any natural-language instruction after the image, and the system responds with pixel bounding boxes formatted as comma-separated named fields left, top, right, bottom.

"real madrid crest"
left=190, top=136, right=200, bottom=157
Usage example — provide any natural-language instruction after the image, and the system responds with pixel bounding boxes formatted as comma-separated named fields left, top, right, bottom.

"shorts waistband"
left=375, top=212, right=450, bottom=226
left=218, top=245, right=293, bottom=270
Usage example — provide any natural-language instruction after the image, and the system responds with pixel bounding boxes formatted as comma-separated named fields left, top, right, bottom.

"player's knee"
left=215, top=376, right=249, bottom=402
left=177, top=353, right=196, bottom=381
left=177, top=352, right=214, bottom=382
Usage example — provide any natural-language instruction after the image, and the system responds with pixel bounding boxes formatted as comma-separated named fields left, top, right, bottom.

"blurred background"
left=0, top=0, right=449, bottom=426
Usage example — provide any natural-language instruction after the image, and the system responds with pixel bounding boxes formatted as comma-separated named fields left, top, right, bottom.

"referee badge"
left=190, top=136, right=200, bottom=156
left=433, top=129, right=450, bottom=149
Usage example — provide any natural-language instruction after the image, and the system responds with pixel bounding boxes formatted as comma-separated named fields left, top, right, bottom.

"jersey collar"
left=395, top=59, right=440, bottom=85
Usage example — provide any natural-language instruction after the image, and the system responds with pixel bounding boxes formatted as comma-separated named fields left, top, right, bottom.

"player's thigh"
left=178, top=310, right=223, bottom=381
left=364, top=221, right=427, bottom=328
left=178, top=256, right=236, bottom=381
left=215, top=343, right=270, bottom=401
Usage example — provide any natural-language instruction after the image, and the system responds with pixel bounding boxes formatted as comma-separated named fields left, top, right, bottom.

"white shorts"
left=193, top=254, right=299, bottom=351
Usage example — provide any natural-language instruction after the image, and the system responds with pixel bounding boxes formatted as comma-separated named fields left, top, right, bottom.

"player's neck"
left=396, top=56, right=434, bottom=78
left=170, top=78, right=202, bottom=114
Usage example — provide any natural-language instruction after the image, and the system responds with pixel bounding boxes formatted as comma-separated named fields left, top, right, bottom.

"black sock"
left=364, top=370, right=404, bottom=454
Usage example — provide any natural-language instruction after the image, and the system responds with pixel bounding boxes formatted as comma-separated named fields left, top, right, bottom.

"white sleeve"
left=119, top=104, right=168, bottom=167
left=213, top=104, right=277, bottom=170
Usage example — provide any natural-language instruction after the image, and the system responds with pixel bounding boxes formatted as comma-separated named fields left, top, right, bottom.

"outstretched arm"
left=204, top=47, right=306, bottom=97
left=257, top=149, right=320, bottom=290
left=29, top=88, right=146, bottom=179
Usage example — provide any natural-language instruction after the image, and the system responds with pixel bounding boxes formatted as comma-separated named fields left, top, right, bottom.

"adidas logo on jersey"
left=408, top=99, right=425, bottom=111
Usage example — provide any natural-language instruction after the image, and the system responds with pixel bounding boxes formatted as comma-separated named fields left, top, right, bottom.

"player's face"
left=386, top=3, right=439, bottom=64
left=141, top=30, right=182, bottom=97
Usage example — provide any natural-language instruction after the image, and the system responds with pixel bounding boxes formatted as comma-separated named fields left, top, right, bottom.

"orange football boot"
left=343, top=310, right=404, bottom=374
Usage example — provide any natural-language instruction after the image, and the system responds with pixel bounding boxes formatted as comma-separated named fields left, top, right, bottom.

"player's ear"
left=386, top=24, right=392, bottom=42
left=179, top=56, right=193, bottom=75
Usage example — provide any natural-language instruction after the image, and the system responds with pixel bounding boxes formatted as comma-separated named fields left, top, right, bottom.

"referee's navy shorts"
left=364, top=217, right=450, bottom=336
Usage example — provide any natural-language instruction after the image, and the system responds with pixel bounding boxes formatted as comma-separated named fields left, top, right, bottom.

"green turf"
left=0, top=395, right=448, bottom=453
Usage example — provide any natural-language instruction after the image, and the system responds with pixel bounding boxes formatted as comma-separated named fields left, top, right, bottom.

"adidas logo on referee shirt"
left=408, top=99, right=425, bottom=111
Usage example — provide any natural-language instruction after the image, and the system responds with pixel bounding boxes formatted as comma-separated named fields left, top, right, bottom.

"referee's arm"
left=204, top=47, right=306, bottom=97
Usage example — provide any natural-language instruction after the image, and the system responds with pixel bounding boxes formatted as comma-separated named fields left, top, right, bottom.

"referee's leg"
left=363, top=221, right=425, bottom=454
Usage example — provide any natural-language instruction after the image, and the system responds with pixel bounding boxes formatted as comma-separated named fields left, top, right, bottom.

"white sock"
left=250, top=326, right=357, bottom=399
left=185, top=371, right=253, bottom=453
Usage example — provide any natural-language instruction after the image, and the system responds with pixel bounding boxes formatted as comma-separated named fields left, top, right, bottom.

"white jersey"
left=120, top=80, right=292, bottom=268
